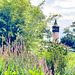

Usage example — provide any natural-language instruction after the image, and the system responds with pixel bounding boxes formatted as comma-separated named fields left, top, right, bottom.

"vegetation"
left=0, top=0, right=74, bottom=75
left=0, top=0, right=46, bottom=46
left=61, top=26, right=75, bottom=48
left=70, top=21, right=75, bottom=32
left=0, top=0, right=59, bottom=48
left=0, top=36, right=75, bottom=75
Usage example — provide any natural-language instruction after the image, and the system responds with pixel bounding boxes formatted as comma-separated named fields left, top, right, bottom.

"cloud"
left=30, top=0, right=75, bottom=16
left=54, top=0, right=75, bottom=8
left=30, top=0, right=44, bottom=6
left=41, top=0, right=75, bottom=21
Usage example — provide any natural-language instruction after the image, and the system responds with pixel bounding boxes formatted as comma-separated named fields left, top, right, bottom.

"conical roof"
left=54, top=19, right=57, bottom=25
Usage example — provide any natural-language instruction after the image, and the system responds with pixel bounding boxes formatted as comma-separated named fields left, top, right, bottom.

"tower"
left=52, top=19, right=59, bottom=42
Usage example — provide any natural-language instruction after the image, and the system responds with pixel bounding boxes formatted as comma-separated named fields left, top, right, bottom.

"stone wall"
left=53, top=32, right=59, bottom=42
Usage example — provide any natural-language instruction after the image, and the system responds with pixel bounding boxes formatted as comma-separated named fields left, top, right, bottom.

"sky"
left=30, top=0, right=75, bottom=40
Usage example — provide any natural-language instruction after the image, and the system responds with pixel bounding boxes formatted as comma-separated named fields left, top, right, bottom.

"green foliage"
left=39, top=42, right=69, bottom=75
left=0, top=0, right=24, bottom=44
left=61, top=27, right=75, bottom=48
left=64, top=52, right=75, bottom=75
left=0, top=0, right=60, bottom=49
left=0, top=37, right=74, bottom=75
left=70, top=21, right=75, bottom=32
left=29, top=66, right=44, bottom=75
left=0, top=0, right=46, bottom=47
left=42, top=28, right=52, bottom=41
left=0, top=58, right=6, bottom=75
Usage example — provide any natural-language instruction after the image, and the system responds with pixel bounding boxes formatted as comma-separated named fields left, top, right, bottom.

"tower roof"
left=54, top=19, right=57, bottom=25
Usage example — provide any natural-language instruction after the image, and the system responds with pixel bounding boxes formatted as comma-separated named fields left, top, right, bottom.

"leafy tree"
left=61, top=27, right=75, bottom=48
left=70, top=21, right=75, bottom=32
left=70, top=22, right=75, bottom=48
left=0, top=0, right=59, bottom=49
left=0, top=0, right=45, bottom=44
left=63, top=27, right=72, bottom=36
left=42, top=28, right=52, bottom=41
left=0, top=0, right=26, bottom=44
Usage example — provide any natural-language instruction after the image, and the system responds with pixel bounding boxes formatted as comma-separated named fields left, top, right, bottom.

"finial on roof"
left=54, top=19, right=57, bottom=25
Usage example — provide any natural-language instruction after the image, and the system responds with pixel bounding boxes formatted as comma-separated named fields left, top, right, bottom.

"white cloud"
left=30, top=0, right=75, bottom=15
left=60, top=16, right=75, bottom=20
left=54, top=0, right=75, bottom=8
left=41, top=0, right=75, bottom=21
left=30, top=0, right=44, bottom=6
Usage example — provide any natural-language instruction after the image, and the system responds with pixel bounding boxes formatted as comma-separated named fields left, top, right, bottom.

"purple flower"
left=16, top=37, right=18, bottom=39
left=42, top=68, right=44, bottom=71
left=29, top=59, right=30, bottom=62
left=8, top=62, right=9, bottom=65
left=14, top=44, right=16, bottom=47
left=45, top=67, right=48, bottom=71
left=38, top=46, right=40, bottom=49
left=9, top=38, right=11, bottom=41
left=41, top=60, right=43, bottom=66
left=50, top=66, right=51, bottom=69
left=41, top=63, right=43, bottom=66
left=38, top=62, right=41, bottom=66
left=55, top=64, right=56, bottom=67
left=5, top=65, right=8, bottom=68
left=20, top=45, right=22, bottom=48
left=2, top=52, right=4, bottom=54
left=12, top=41, right=13, bottom=44
left=17, top=46, right=19, bottom=48
left=4, top=45, right=6, bottom=47
left=38, top=60, right=42, bottom=66
left=8, top=34, right=10, bottom=37
left=11, top=47, right=13, bottom=50
left=24, top=46, right=26, bottom=50
left=44, top=63, right=46, bottom=67
left=51, top=70, right=52, bottom=73
left=32, top=64, right=34, bottom=66
left=23, top=41, right=25, bottom=45
left=5, top=69, right=6, bottom=72
left=33, top=55, right=35, bottom=57
left=6, top=39, right=8, bottom=42
left=53, top=57, right=54, bottom=59
left=19, top=42, right=20, bottom=44
left=20, top=35, right=22, bottom=38
left=28, top=52, right=30, bottom=54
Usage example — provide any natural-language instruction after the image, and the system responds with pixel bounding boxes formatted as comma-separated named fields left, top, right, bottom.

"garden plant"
left=0, top=0, right=75, bottom=75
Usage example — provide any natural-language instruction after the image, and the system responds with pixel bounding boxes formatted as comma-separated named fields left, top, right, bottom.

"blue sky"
left=30, top=0, right=75, bottom=40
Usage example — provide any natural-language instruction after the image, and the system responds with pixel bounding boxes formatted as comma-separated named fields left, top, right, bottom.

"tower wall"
left=53, top=32, right=59, bottom=42
left=52, top=19, right=59, bottom=42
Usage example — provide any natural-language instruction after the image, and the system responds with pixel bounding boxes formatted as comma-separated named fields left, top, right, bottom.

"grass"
left=64, top=52, right=75, bottom=75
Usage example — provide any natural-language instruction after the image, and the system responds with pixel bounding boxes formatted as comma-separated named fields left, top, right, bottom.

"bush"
left=39, top=42, right=69, bottom=75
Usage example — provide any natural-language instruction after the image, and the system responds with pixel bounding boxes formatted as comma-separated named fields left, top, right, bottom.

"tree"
left=70, top=21, right=75, bottom=32
left=61, top=27, right=75, bottom=48
left=70, top=22, right=75, bottom=48
left=0, top=0, right=59, bottom=49
left=0, top=0, right=45, bottom=44
left=42, top=28, right=52, bottom=41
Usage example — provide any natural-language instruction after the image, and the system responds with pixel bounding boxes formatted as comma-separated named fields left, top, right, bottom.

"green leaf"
left=29, top=69, right=35, bottom=75
left=2, top=28, right=6, bottom=31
